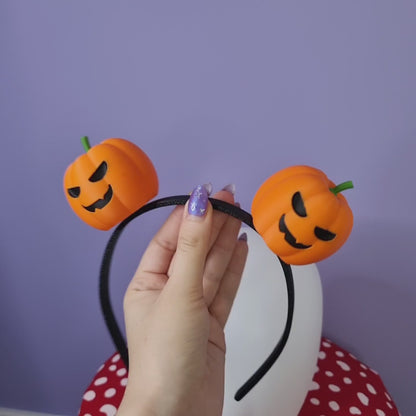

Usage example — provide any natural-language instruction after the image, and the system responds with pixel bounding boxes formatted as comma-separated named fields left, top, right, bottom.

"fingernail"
left=188, top=185, right=209, bottom=217
left=238, top=232, right=248, bottom=242
left=189, top=183, right=212, bottom=196
left=222, top=183, right=236, bottom=195
left=204, top=183, right=213, bottom=195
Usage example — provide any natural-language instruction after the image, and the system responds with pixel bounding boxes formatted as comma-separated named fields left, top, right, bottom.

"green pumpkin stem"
left=81, top=136, right=91, bottom=152
left=330, top=180, right=354, bottom=195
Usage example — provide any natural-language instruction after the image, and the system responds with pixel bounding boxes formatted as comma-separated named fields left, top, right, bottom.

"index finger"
left=133, top=205, right=184, bottom=281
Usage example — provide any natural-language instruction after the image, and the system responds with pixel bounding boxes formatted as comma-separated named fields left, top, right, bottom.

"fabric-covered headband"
left=64, top=136, right=354, bottom=400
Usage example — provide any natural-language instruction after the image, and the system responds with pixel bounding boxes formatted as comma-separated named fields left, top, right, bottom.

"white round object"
left=224, top=227, right=323, bottom=416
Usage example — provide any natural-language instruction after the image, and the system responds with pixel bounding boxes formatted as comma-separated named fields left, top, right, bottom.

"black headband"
left=99, top=195, right=294, bottom=401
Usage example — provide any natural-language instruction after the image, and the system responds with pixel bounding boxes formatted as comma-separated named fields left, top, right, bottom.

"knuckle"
left=177, top=231, right=202, bottom=253
left=154, top=235, right=177, bottom=253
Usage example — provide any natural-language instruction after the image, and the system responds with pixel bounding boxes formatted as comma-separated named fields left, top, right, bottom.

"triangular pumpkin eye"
left=292, top=191, right=307, bottom=217
left=314, top=226, right=336, bottom=241
left=89, top=161, right=108, bottom=182
left=68, top=186, right=81, bottom=198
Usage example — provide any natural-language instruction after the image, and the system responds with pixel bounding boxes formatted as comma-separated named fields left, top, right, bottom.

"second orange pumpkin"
left=251, top=166, right=353, bottom=265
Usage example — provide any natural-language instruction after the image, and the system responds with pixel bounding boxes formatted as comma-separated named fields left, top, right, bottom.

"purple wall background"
left=1, top=1, right=415, bottom=414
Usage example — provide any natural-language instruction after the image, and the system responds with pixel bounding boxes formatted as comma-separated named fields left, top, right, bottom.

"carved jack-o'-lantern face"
left=64, top=137, right=158, bottom=230
left=251, top=166, right=353, bottom=265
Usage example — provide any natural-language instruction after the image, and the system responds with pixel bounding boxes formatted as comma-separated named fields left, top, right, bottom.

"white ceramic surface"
left=223, top=227, right=323, bottom=416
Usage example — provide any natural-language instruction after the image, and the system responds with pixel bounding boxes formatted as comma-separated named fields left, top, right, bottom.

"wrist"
left=117, top=393, right=156, bottom=416
left=117, top=382, right=185, bottom=416
left=117, top=383, right=158, bottom=416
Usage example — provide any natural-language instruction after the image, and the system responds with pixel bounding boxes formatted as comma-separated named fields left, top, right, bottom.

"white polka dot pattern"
left=79, top=352, right=127, bottom=415
left=311, top=381, right=320, bottom=390
left=357, top=392, right=369, bottom=406
left=299, top=338, right=399, bottom=416
left=111, top=354, right=120, bottom=363
left=83, top=390, right=95, bottom=401
left=336, top=360, right=351, bottom=371
left=105, top=388, right=116, bottom=398
left=99, top=404, right=117, bottom=416
left=79, top=339, right=400, bottom=416
left=329, top=400, right=340, bottom=411
left=94, top=377, right=108, bottom=386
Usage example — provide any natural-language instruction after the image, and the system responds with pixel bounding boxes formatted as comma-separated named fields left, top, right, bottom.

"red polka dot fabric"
left=78, top=338, right=399, bottom=416
left=79, top=352, right=127, bottom=416
left=299, top=338, right=399, bottom=416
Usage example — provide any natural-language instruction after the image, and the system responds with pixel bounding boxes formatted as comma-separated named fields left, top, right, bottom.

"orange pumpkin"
left=64, top=136, right=158, bottom=230
left=251, top=166, right=353, bottom=265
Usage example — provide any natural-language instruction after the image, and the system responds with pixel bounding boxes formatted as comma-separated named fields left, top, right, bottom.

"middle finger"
left=203, top=188, right=243, bottom=305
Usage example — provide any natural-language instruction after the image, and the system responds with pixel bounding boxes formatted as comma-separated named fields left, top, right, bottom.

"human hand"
left=117, top=184, right=248, bottom=416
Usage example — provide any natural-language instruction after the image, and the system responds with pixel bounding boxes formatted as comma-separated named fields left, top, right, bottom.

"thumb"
left=167, top=184, right=212, bottom=298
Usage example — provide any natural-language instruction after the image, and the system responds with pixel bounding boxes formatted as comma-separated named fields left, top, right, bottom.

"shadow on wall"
left=319, top=219, right=416, bottom=415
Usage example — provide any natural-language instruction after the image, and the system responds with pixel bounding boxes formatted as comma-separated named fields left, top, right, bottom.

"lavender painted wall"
left=1, top=1, right=415, bottom=414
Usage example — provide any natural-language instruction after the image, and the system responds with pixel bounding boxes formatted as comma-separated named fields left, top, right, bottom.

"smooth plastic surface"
left=64, top=138, right=159, bottom=230
left=252, top=165, right=353, bottom=265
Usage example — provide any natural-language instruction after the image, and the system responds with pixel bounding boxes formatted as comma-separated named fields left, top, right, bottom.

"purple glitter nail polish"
left=188, top=185, right=209, bottom=217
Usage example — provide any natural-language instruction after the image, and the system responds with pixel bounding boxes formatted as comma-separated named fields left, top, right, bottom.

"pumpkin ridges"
left=86, top=141, right=154, bottom=225
left=93, top=141, right=158, bottom=212
left=283, top=214, right=352, bottom=264
left=287, top=191, right=340, bottom=234
left=104, top=138, right=158, bottom=191
left=252, top=167, right=329, bottom=219
left=282, top=220, right=352, bottom=264
left=101, top=140, right=158, bottom=199
left=253, top=165, right=335, bottom=203
left=252, top=190, right=288, bottom=237
left=86, top=143, right=136, bottom=213
left=251, top=165, right=353, bottom=265
left=252, top=171, right=334, bottom=237
left=64, top=137, right=159, bottom=230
